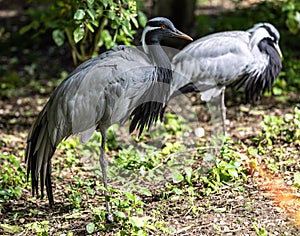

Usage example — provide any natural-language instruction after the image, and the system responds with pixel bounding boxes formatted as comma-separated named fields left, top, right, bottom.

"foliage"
left=247, top=107, right=300, bottom=181
left=280, top=0, right=300, bottom=34
left=163, top=113, right=191, bottom=136
left=232, top=0, right=300, bottom=34
left=86, top=188, right=170, bottom=234
left=21, top=0, right=147, bottom=64
left=259, top=107, right=300, bottom=146
left=0, top=153, right=27, bottom=202
left=199, top=142, right=247, bottom=195
left=24, top=221, right=51, bottom=236
left=1, top=105, right=299, bottom=233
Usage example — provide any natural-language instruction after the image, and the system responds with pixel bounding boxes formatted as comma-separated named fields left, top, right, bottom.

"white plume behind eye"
left=249, top=27, right=273, bottom=50
left=141, top=26, right=161, bottom=54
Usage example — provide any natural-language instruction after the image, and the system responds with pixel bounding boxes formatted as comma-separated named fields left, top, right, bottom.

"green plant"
left=280, top=0, right=300, bottom=34
left=260, top=107, right=300, bottom=146
left=163, top=113, right=190, bottom=137
left=87, top=189, right=162, bottom=235
left=24, top=221, right=50, bottom=236
left=199, top=142, right=247, bottom=194
left=253, top=223, right=268, bottom=236
left=114, top=144, right=156, bottom=170
left=294, top=172, right=300, bottom=187
left=68, top=191, right=83, bottom=209
left=0, top=153, right=26, bottom=201
left=171, top=167, right=193, bottom=185
left=232, top=0, right=300, bottom=34
left=22, top=0, right=147, bottom=64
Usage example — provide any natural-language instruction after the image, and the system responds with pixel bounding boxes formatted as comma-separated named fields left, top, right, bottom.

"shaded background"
left=1, top=1, right=300, bottom=235
left=1, top=0, right=299, bottom=102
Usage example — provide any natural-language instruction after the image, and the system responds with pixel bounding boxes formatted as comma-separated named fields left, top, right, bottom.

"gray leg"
left=99, top=131, right=114, bottom=223
left=220, top=89, right=226, bottom=136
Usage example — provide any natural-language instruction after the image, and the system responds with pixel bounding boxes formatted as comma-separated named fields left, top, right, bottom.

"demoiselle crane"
left=130, top=23, right=282, bottom=136
left=25, top=17, right=192, bottom=222
left=173, top=23, right=282, bottom=134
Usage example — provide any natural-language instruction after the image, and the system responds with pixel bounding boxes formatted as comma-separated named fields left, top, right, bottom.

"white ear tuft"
left=141, top=26, right=161, bottom=54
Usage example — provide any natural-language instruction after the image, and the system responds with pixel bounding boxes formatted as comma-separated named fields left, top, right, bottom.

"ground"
left=1, top=91, right=300, bottom=235
left=1, top=1, right=300, bottom=235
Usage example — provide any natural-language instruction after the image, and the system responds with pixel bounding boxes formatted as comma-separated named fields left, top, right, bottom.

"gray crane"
left=25, top=17, right=192, bottom=222
left=172, top=23, right=282, bottom=134
left=130, top=23, right=282, bottom=135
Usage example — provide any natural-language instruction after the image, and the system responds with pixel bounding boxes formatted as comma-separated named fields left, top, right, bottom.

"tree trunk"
left=152, top=0, right=196, bottom=49
left=153, top=0, right=196, bottom=32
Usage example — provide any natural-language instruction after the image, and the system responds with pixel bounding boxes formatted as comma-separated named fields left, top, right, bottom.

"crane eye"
left=161, top=24, right=166, bottom=30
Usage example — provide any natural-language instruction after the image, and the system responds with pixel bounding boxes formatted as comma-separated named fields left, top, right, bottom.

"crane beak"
left=274, top=43, right=283, bottom=58
left=172, top=29, right=193, bottom=41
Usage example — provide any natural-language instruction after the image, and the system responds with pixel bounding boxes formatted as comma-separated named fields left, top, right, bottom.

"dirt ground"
left=1, top=91, right=300, bottom=235
left=1, top=1, right=300, bottom=235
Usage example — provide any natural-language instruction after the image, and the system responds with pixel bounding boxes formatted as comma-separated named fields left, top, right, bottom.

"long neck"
left=148, top=43, right=171, bottom=71
left=147, top=42, right=172, bottom=86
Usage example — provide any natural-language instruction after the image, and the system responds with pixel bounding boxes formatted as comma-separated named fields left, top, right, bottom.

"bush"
left=21, top=0, right=147, bottom=64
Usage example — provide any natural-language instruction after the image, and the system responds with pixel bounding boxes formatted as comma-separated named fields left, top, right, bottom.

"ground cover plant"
left=1, top=0, right=300, bottom=235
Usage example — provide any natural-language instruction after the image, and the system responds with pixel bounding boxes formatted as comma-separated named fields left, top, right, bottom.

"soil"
left=1, top=91, right=300, bottom=235
left=1, top=1, right=300, bottom=235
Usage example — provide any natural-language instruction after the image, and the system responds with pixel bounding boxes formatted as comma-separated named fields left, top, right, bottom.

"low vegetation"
left=1, top=0, right=300, bottom=235
left=1, top=103, right=300, bottom=234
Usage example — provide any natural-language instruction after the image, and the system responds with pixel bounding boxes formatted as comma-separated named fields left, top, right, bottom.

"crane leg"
left=220, top=89, right=226, bottom=136
left=99, top=131, right=114, bottom=223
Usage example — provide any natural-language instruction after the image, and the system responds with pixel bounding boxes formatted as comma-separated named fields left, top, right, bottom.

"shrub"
left=21, top=0, right=147, bottom=64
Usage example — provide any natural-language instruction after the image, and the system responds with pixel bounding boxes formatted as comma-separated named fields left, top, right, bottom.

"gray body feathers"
left=171, top=27, right=281, bottom=102
left=25, top=45, right=159, bottom=201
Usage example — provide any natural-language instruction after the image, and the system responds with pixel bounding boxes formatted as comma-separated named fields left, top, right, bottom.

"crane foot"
left=106, top=212, right=114, bottom=223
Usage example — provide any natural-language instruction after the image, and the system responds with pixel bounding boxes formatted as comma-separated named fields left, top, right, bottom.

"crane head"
left=141, top=17, right=193, bottom=54
left=248, top=22, right=282, bottom=58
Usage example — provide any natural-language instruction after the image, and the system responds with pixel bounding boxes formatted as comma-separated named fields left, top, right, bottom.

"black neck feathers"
left=129, top=42, right=172, bottom=136
left=244, top=38, right=282, bottom=102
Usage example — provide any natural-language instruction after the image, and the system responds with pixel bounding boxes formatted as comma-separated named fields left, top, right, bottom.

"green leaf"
left=108, top=9, right=116, bottom=20
left=294, top=172, right=300, bottom=186
left=286, top=11, right=300, bottom=34
left=184, top=167, right=193, bottom=184
left=86, top=9, right=96, bottom=21
left=102, top=0, right=109, bottom=8
left=272, top=86, right=283, bottom=95
left=86, top=222, right=95, bottom=234
left=111, top=21, right=119, bottom=29
left=73, top=26, right=85, bottom=43
left=139, top=188, right=152, bottom=196
left=0, top=223, right=22, bottom=233
left=85, top=22, right=94, bottom=33
left=52, top=29, right=65, bottom=46
left=87, top=0, right=94, bottom=5
left=129, top=216, right=150, bottom=228
left=117, top=211, right=126, bottom=218
left=138, top=11, right=147, bottom=27
left=173, top=187, right=183, bottom=195
left=172, top=170, right=184, bottom=183
left=91, top=20, right=99, bottom=28
left=74, top=9, right=85, bottom=21
left=213, top=207, right=226, bottom=213
left=228, top=168, right=238, bottom=178
left=122, top=25, right=133, bottom=37
left=125, top=192, right=136, bottom=201
left=98, top=29, right=115, bottom=48
left=19, top=24, right=34, bottom=35
left=130, top=15, right=139, bottom=28
left=282, top=2, right=295, bottom=12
